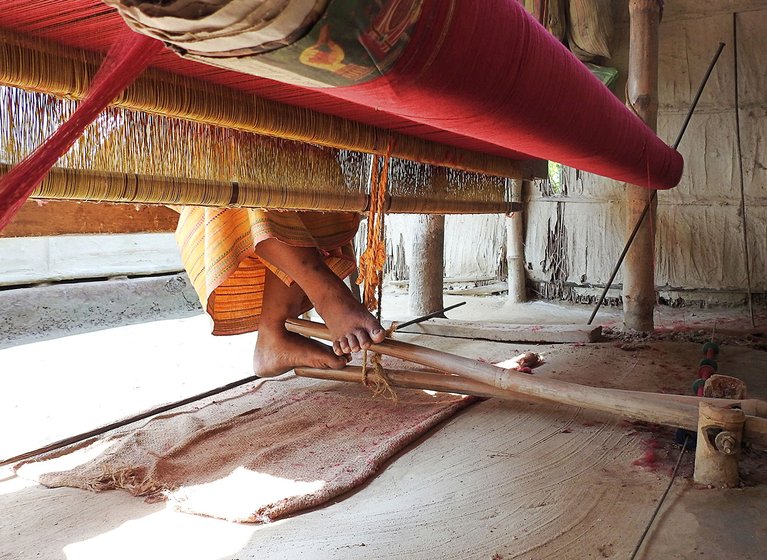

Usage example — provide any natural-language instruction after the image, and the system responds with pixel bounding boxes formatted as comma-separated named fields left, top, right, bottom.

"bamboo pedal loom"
left=288, top=318, right=767, bottom=452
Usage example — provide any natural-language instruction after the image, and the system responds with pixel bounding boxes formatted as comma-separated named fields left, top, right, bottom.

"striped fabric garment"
left=175, top=207, right=360, bottom=335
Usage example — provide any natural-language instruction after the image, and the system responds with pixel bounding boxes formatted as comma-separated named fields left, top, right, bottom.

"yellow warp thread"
left=0, top=84, right=519, bottom=214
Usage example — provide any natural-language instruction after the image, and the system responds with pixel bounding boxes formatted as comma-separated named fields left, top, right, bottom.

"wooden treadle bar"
left=286, top=318, right=767, bottom=448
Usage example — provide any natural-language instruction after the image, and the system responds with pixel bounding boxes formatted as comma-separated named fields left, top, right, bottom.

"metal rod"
left=0, top=374, right=262, bottom=467
left=588, top=42, right=726, bottom=326
left=394, top=301, right=467, bottom=330
left=732, top=16, right=756, bottom=328
left=628, top=435, right=691, bottom=560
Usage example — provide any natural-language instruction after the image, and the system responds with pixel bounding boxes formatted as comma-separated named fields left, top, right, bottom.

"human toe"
left=346, top=334, right=362, bottom=353
left=369, top=324, right=385, bottom=343
left=354, top=328, right=372, bottom=350
left=338, top=337, right=351, bottom=354
left=326, top=353, right=348, bottom=369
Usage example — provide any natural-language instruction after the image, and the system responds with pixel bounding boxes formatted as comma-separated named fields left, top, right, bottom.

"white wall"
left=0, top=233, right=183, bottom=286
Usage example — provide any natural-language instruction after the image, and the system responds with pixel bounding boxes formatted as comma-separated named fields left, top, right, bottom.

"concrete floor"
left=1, top=285, right=766, bottom=559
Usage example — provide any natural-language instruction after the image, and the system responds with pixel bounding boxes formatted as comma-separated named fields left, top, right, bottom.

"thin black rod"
left=1, top=374, right=262, bottom=467
left=587, top=42, right=726, bottom=326
left=628, top=435, right=691, bottom=560
left=732, top=15, right=755, bottom=328
left=395, top=301, right=467, bottom=330
left=672, top=42, right=727, bottom=150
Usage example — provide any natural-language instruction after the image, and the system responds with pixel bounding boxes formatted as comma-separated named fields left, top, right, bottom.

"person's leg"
left=255, top=237, right=385, bottom=355
left=254, top=268, right=350, bottom=377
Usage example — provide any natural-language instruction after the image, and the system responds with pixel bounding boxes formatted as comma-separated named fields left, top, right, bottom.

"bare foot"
left=253, top=326, right=349, bottom=378
left=312, top=283, right=386, bottom=356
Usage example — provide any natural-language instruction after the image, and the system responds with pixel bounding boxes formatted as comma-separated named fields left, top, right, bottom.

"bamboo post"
left=623, top=0, right=662, bottom=331
left=507, top=179, right=527, bottom=303
left=408, top=214, right=445, bottom=316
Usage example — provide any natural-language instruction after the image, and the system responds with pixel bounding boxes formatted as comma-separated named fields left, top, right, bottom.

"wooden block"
left=395, top=318, right=602, bottom=343
left=446, top=281, right=508, bottom=296
left=1, top=200, right=178, bottom=237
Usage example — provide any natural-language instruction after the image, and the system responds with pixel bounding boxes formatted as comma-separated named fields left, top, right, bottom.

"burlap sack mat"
left=16, top=372, right=476, bottom=523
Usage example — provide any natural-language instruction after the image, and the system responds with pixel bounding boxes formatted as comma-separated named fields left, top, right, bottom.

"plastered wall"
left=523, top=0, right=767, bottom=304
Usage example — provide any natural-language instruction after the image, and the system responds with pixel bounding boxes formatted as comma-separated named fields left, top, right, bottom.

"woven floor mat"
left=16, top=372, right=476, bottom=523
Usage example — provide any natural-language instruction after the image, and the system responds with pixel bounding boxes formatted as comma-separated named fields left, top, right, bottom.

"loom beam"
left=100, top=0, right=683, bottom=189
left=0, top=164, right=524, bottom=215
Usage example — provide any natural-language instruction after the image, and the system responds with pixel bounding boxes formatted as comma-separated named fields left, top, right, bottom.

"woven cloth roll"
left=106, top=0, right=683, bottom=190
left=106, top=0, right=330, bottom=57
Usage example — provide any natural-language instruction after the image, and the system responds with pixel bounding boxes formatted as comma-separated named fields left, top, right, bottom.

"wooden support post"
left=507, top=179, right=527, bottom=303
left=623, top=0, right=661, bottom=331
left=408, top=214, right=445, bottom=316
left=693, top=402, right=745, bottom=487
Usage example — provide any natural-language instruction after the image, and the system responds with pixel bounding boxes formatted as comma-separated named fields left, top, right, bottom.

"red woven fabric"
left=0, top=0, right=682, bottom=194
left=311, top=0, right=682, bottom=189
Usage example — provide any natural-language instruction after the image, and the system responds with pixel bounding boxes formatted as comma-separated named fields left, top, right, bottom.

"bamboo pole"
left=286, top=318, right=767, bottom=447
left=296, top=365, right=767, bottom=419
left=0, top=164, right=523, bottom=215
left=623, top=0, right=662, bottom=331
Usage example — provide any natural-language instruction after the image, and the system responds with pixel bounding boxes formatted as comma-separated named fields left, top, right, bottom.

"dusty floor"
left=1, top=289, right=766, bottom=559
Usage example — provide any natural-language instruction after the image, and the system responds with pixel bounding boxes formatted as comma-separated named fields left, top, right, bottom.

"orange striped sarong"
left=176, top=207, right=360, bottom=335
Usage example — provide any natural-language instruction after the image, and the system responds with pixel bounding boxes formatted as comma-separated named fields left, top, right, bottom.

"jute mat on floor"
left=16, top=372, right=475, bottom=523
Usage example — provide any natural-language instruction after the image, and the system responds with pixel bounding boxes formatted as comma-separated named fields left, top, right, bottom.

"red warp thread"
left=319, top=0, right=683, bottom=189
left=0, top=30, right=163, bottom=230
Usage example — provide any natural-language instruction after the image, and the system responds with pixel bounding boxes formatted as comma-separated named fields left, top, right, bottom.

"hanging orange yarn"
left=356, top=146, right=397, bottom=400
left=357, top=148, right=392, bottom=315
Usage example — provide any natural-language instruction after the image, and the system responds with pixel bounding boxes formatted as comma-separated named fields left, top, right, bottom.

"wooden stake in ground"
left=623, top=0, right=661, bottom=332
left=408, top=214, right=445, bottom=316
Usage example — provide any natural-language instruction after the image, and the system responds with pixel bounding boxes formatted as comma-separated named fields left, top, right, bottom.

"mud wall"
left=522, top=0, right=767, bottom=305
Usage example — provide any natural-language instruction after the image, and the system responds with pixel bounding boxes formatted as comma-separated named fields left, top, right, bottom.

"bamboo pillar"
left=408, top=214, right=445, bottom=315
left=623, top=0, right=661, bottom=331
left=507, top=179, right=527, bottom=303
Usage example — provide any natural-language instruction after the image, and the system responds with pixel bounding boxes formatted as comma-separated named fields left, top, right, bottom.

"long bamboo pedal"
left=394, top=318, right=603, bottom=343
left=286, top=319, right=767, bottom=448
